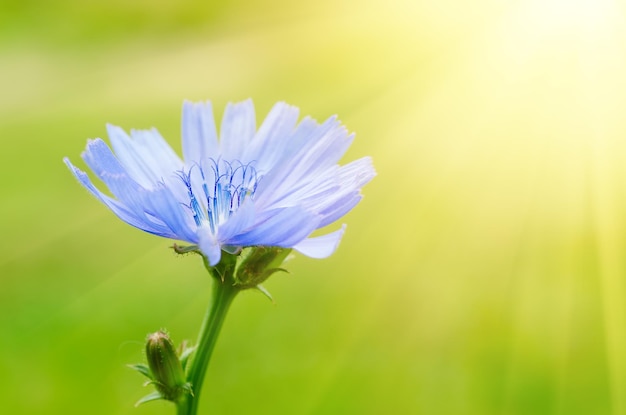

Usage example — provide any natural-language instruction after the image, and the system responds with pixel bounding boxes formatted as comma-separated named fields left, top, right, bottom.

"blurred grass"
left=3, top=0, right=626, bottom=413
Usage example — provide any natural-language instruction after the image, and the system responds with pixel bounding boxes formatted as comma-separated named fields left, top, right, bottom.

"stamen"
left=178, top=158, right=259, bottom=233
left=176, top=168, right=205, bottom=226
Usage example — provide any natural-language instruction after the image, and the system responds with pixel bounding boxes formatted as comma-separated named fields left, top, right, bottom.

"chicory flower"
left=65, top=100, right=375, bottom=266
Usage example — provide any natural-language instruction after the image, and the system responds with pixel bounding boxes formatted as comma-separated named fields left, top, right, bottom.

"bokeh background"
left=3, top=0, right=626, bottom=413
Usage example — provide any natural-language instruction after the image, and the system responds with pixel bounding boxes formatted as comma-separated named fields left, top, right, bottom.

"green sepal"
left=128, top=363, right=152, bottom=380
left=234, top=247, right=291, bottom=289
left=174, top=244, right=292, bottom=295
left=172, top=243, right=234, bottom=280
left=179, top=345, right=196, bottom=371
left=254, top=284, right=275, bottom=303
left=206, top=250, right=238, bottom=282
left=181, top=382, right=194, bottom=397
left=171, top=243, right=201, bottom=255
left=134, top=391, right=164, bottom=407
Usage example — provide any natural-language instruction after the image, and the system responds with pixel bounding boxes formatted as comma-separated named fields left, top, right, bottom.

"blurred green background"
left=3, top=0, right=626, bottom=413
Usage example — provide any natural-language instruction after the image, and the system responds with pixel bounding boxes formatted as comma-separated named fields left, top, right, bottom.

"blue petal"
left=64, top=157, right=175, bottom=238
left=181, top=100, right=219, bottom=164
left=104, top=126, right=152, bottom=186
left=282, top=116, right=322, bottom=156
left=217, top=200, right=257, bottom=241
left=81, top=139, right=196, bottom=242
left=284, top=117, right=353, bottom=173
left=293, top=225, right=346, bottom=258
left=242, top=102, right=299, bottom=172
left=337, top=157, right=377, bottom=187
left=317, top=193, right=362, bottom=228
left=258, top=165, right=340, bottom=211
left=142, top=185, right=198, bottom=242
left=298, top=121, right=354, bottom=174
left=256, top=156, right=374, bottom=226
left=304, top=157, right=376, bottom=226
left=254, top=117, right=353, bottom=207
left=197, top=224, right=222, bottom=266
left=130, top=127, right=182, bottom=173
left=81, top=139, right=157, bottom=217
left=226, top=206, right=320, bottom=247
left=107, top=124, right=182, bottom=188
left=220, top=99, right=256, bottom=161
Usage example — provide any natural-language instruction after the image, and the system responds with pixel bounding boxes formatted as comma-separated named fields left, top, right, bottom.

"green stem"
left=177, top=278, right=239, bottom=415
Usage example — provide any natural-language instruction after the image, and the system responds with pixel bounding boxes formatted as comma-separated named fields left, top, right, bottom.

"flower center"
left=178, top=159, right=258, bottom=234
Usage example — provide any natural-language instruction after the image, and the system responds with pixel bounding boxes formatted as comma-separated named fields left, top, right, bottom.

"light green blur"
left=2, top=0, right=626, bottom=414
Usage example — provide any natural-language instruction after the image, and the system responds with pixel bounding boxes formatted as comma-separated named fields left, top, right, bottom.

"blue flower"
left=65, top=100, right=375, bottom=266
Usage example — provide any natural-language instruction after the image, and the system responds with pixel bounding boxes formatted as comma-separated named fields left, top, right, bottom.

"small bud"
left=145, top=330, right=191, bottom=402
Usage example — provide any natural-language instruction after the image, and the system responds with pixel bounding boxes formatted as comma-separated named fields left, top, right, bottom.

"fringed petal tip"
left=293, top=225, right=347, bottom=259
left=64, top=157, right=89, bottom=183
left=63, top=156, right=73, bottom=169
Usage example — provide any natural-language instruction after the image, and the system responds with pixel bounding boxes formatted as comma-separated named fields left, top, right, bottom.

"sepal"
left=254, top=284, right=275, bottom=303
left=172, top=243, right=201, bottom=255
left=173, top=244, right=293, bottom=295
left=234, top=247, right=291, bottom=289
left=178, top=341, right=196, bottom=371
left=134, top=391, right=164, bottom=407
left=128, top=363, right=152, bottom=380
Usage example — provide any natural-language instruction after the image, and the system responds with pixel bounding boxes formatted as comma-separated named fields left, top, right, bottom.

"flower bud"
left=145, top=330, right=190, bottom=402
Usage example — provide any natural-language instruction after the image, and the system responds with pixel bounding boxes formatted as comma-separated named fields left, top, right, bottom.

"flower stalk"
left=177, top=256, right=239, bottom=415
left=174, top=246, right=295, bottom=414
left=177, top=273, right=239, bottom=415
